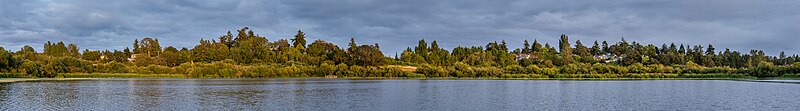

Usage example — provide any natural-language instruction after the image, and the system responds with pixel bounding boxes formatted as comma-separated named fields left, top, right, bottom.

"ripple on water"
left=0, top=79, right=799, bottom=110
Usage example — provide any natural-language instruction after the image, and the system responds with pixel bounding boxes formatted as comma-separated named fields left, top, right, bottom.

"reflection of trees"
left=344, top=80, right=380, bottom=110
left=133, top=80, right=162, bottom=109
left=0, top=84, right=8, bottom=106
left=231, top=80, right=264, bottom=109
left=195, top=79, right=273, bottom=110
left=41, top=81, right=80, bottom=110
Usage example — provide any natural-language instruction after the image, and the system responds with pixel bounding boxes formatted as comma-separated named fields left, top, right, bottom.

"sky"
left=1, top=0, right=799, bottom=56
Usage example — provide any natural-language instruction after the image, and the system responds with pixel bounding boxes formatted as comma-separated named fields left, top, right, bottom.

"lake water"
left=1, top=79, right=799, bottom=110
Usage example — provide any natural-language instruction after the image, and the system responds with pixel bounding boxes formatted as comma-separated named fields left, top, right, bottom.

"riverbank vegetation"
left=2, top=27, right=800, bottom=79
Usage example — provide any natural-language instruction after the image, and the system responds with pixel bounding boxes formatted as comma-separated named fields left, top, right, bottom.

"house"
left=514, top=53, right=532, bottom=60
left=128, top=54, right=139, bottom=62
left=594, top=54, right=623, bottom=63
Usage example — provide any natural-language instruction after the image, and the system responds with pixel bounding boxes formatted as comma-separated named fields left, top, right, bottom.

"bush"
left=95, top=61, right=128, bottom=73
left=453, top=62, right=475, bottom=77
left=473, top=67, right=502, bottom=77
left=628, top=63, right=646, bottom=73
left=147, top=65, right=174, bottom=74
left=779, top=74, right=800, bottom=78
left=20, top=60, right=57, bottom=78
left=415, top=64, right=450, bottom=77
left=748, top=62, right=784, bottom=78
left=560, top=64, right=579, bottom=74
left=382, top=67, right=410, bottom=77
left=540, top=68, right=560, bottom=76
left=503, top=65, right=527, bottom=74
left=405, top=73, right=426, bottom=78
left=500, top=74, right=529, bottom=78
left=680, top=74, right=747, bottom=78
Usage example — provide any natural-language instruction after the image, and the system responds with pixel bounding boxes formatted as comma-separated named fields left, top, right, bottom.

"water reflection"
left=0, top=79, right=799, bottom=110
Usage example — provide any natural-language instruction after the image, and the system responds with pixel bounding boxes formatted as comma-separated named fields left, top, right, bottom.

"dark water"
left=1, top=79, right=799, bottom=110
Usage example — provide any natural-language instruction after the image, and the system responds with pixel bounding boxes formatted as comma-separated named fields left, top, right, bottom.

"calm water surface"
left=0, top=79, right=799, bottom=110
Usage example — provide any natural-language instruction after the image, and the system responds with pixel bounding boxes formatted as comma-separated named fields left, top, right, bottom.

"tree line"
left=1, top=27, right=798, bottom=78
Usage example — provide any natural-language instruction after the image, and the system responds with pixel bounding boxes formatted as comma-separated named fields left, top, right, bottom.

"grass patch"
left=57, top=73, right=187, bottom=78
left=498, top=73, right=752, bottom=79
left=500, top=74, right=548, bottom=78
left=678, top=73, right=752, bottom=79
left=0, top=73, right=31, bottom=78
left=2, top=72, right=764, bottom=80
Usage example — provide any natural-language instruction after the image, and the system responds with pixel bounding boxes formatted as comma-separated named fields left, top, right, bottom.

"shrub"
left=147, top=65, right=174, bottom=74
left=540, top=68, right=560, bottom=76
left=473, top=67, right=502, bottom=77
left=748, top=62, right=783, bottom=78
left=500, top=74, right=529, bottom=78
left=415, top=64, right=449, bottom=77
left=560, top=64, right=579, bottom=74
left=453, top=62, right=475, bottom=77
left=317, top=63, right=337, bottom=76
left=625, top=63, right=643, bottom=73
left=526, top=65, right=540, bottom=73
left=20, top=60, right=56, bottom=78
left=503, top=65, right=527, bottom=74
left=405, top=73, right=426, bottom=78
left=382, top=67, right=409, bottom=77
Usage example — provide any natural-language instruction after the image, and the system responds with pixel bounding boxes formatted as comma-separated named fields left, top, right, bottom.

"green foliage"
left=0, top=48, right=17, bottom=71
left=349, top=45, right=385, bottom=66
left=19, top=60, right=56, bottom=78
left=43, top=41, right=69, bottom=57
left=748, top=62, right=783, bottom=78
left=134, top=38, right=162, bottom=56
left=679, top=74, right=748, bottom=78
left=59, top=73, right=186, bottom=78
left=307, top=40, right=345, bottom=65
left=291, top=30, right=307, bottom=49
left=473, top=66, right=502, bottom=77
left=503, top=65, right=527, bottom=74
left=95, top=61, right=127, bottom=73
left=158, top=46, right=185, bottom=67
left=229, top=27, right=272, bottom=64
left=192, top=39, right=230, bottom=63
left=416, top=64, right=450, bottom=77
left=81, top=50, right=101, bottom=61
left=4, top=27, right=798, bottom=79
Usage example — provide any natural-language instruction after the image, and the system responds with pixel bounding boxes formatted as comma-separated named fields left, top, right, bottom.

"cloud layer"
left=1, top=0, right=798, bottom=55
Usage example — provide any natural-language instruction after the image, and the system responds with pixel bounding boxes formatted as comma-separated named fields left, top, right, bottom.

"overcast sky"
left=1, top=0, right=799, bottom=56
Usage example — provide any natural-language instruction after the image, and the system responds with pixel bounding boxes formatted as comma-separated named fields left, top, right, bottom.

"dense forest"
left=1, top=27, right=799, bottom=78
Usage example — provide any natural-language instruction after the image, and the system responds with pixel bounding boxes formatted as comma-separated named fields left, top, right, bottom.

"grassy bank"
left=4, top=73, right=799, bottom=80
left=0, top=78, right=96, bottom=83
left=57, top=73, right=187, bottom=78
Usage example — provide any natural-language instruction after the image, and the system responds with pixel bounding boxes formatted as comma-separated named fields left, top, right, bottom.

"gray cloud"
left=1, top=0, right=798, bottom=56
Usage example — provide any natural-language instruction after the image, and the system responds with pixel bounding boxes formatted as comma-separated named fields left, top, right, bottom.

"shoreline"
left=1, top=73, right=798, bottom=83
left=0, top=78, right=97, bottom=83
left=1, top=77, right=799, bottom=84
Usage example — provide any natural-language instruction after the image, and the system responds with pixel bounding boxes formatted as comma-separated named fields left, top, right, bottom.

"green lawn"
left=3, top=73, right=799, bottom=80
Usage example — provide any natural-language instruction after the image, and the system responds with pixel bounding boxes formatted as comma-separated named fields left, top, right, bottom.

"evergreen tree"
left=133, top=39, right=140, bottom=54
left=68, top=43, right=80, bottom=58
left=18, top=45, right=36, bottom=54
left=0, top=47, right=15, bottom=70
left=779, top=51, right=787, bottom=65
left=522, top=40, right=531, bottom=54
left=415, top=39, right=428, bottom=56
left=82, top=49, right=101, bottom=61
left=348, top=38, right=357, bottom=51
left=558, top=34, right=573, bottom=65
left=591, top=41, right=601, bottom=56
left=601, top=41, right=609, bottom=55
left=705, top=44, right=716, bottom=56
left=291, top=30, right=307, bottom=49
left=532, top=39, right=542, bottom=52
